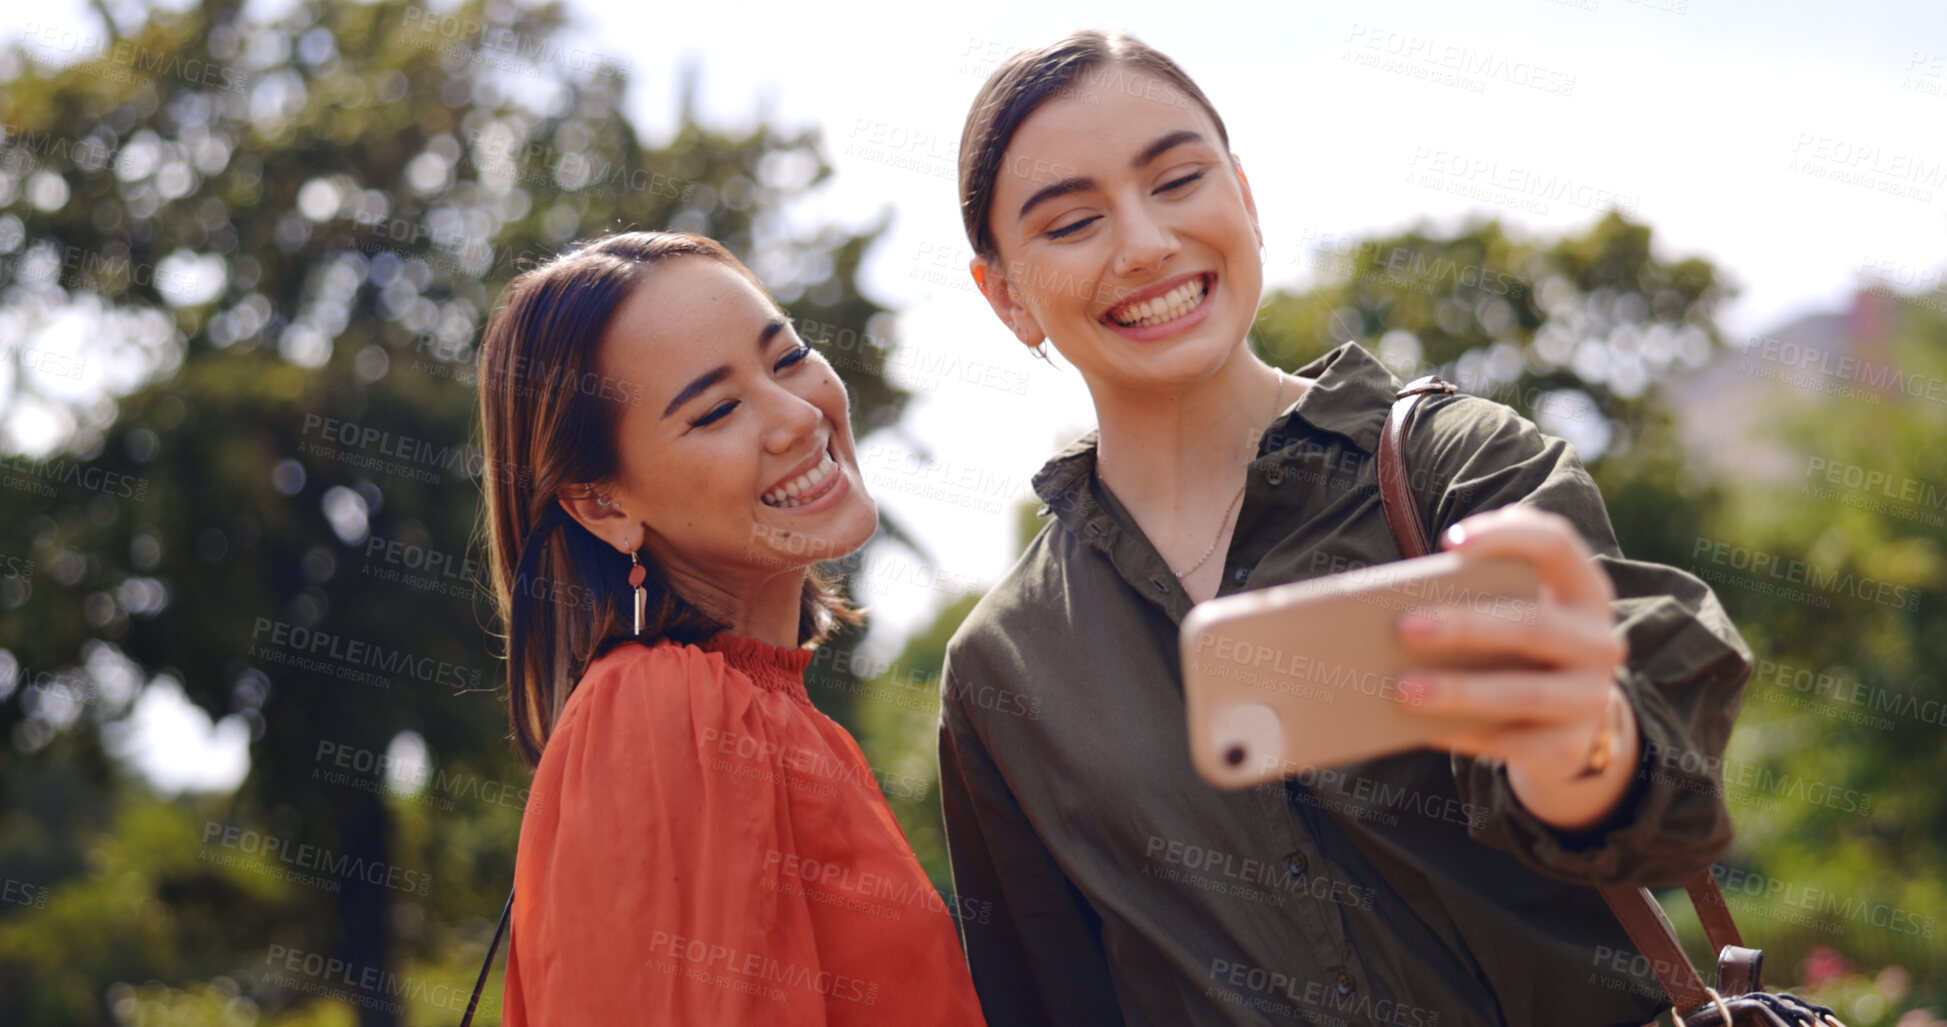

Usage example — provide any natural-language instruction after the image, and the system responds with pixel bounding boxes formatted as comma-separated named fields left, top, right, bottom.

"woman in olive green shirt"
left=938, top=31, right=1748, bottom=1027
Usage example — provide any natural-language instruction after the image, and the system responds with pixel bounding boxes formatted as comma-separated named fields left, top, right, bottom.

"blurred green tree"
left=0, top=0, right=905, bottom=1022
left=1694, top=287, right=1947, bottom=1017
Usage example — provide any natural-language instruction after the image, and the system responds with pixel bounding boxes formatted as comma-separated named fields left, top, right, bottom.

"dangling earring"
left=628, top=549, right=647, bottom=636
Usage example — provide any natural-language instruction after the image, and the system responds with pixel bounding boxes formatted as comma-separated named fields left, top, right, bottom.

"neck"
left=1092, top=344, right=1287, bottom=514
left=662, top=561, right=807, bottom=650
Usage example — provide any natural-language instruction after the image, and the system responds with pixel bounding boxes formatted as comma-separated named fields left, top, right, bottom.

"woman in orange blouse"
left=474, top=231, right=986, bottom=1025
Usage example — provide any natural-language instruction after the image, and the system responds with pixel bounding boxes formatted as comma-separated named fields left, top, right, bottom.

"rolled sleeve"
left=1412, top=395, right=1752, bottom=887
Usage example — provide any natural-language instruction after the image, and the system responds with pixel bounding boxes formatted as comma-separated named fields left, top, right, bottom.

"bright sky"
left=7, top=0, right=1945, bottom=792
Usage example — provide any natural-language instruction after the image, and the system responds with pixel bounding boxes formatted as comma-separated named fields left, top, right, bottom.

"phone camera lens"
left=1224, top=745, right=1246, bottom=766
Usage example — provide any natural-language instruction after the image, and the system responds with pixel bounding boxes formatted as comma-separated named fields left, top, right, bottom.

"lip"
left=765, top=442, right=830, bottom=497
left=762, top=439, right=850, bottom=513
left=1099, top=271, right=1216, bottom=343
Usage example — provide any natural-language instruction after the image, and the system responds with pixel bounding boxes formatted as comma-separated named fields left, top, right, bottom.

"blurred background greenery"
left=0, top=0, right=1941, bottom=1024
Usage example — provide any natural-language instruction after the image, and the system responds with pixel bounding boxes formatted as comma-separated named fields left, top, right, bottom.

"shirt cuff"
left=1453, top=666, right=1734, bottom=888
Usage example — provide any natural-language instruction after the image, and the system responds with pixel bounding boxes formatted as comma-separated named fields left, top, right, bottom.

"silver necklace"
left=1173, top=372, right=1287, bottom=580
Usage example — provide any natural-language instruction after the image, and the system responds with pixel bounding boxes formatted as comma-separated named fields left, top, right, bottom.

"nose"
left=761, top=378, right=824, bottom=457
left=1112, top=198, right=1179, bottom=280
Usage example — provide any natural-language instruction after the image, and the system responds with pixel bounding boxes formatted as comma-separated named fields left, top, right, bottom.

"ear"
left=1233, top=154, right=1263, bottom=251
left=555, top=484, right=633, bottom=553
left=970, top=256, right=1047, bottom=349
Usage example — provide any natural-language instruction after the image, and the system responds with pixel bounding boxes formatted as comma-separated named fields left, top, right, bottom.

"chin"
left=752, top=495, right=877, bottom=571
left=1101, top=334, right=1239, bottom=388
left=820, top=499, right=879, bottom=563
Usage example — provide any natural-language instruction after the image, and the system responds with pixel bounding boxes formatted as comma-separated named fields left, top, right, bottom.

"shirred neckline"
left=698, top=633, right=814, bottom=703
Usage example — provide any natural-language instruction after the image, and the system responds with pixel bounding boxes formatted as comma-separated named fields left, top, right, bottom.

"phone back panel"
left=1180, top=553, right=1541, bottom=789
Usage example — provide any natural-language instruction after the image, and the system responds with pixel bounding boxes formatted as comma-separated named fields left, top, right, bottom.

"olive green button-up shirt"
left=937, top=341, right=1751, bottom=1027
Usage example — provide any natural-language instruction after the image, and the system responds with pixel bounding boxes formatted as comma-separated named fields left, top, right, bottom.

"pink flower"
left=1800, top=946, right=1852, bottom=989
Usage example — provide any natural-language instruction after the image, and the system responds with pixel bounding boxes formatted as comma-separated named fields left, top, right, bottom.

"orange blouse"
left=502, top=633, right=987, bottom=1026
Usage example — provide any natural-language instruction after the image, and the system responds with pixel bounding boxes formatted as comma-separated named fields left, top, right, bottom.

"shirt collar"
left=1030, top=340, right=1404, bottom=513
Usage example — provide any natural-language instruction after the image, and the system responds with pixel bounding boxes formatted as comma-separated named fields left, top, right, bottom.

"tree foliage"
left=0, top=0, right=902, bottom=1022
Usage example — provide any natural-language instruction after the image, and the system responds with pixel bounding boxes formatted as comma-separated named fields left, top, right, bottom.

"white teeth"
left=762, top=448, right=838, bottom=508
left=1108, top=277, right=1208, bottom=328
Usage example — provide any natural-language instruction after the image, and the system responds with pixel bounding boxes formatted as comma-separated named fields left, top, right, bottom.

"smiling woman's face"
left=981, top=67, right=1263, bottom=391
left=591, top=257, right=876, bottom=589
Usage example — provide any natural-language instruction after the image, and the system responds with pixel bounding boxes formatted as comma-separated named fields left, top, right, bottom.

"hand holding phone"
left=1180, top=552, right=1541, bottom=789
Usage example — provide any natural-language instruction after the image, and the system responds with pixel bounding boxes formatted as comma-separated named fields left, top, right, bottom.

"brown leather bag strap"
left=1687, top=872, right=1746, bottom=953
left=1598, top=885, right=1712, bottom=1011
left=1376, top=375, right=1752, bottom=1016
left=1379, top=375, right=1456, bottom=560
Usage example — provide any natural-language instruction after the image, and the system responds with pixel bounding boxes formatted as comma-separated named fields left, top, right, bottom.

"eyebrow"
left=659, top=319, right=788, bottom=420
left=1134, top=129, right=1206, bottom=170
left=1014, top=129, right=1210, bottom=224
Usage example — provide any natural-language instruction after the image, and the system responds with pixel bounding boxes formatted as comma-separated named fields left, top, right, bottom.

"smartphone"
left=1179, top=552, right=1541, bottom=790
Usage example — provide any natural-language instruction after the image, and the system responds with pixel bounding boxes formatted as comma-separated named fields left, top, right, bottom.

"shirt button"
left=1264, top=465, right=1286, bottom=486
left=1232, top=565, right=1253, bottom=584
left=1333, top=970, right=1355, bottom=996
left=1285, top=851, right=1307, bottom=877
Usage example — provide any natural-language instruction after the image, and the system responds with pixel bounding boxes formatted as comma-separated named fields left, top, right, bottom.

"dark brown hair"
left=957, top=30, right=1233, bottom=261
left=476, top=231, right=859, bottom=767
